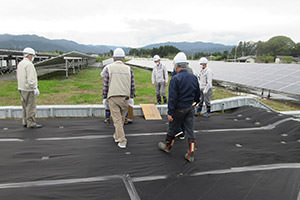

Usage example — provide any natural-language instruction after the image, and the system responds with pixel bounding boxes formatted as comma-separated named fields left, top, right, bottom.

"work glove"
left=103, top=99, right=107, bottom=105
left=34, top=88, right=40, bottom=96
left=129, top=98, right=134, bottom=107
left=203, top=88, right=208, bottom=94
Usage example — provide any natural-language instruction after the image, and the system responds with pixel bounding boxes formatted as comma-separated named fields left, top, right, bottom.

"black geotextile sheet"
left=0, top=106, right=299, bottom=200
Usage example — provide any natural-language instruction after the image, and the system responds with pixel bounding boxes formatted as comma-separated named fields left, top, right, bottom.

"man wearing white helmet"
left=152, top=55, right=168, bottom=104
left=16, top=47, right=42, bottom=128
left=158, top=52, right=200, bottom=162
left=196, top=57, right=213, bottom=117
left=102, top=48, right=135, bottom=149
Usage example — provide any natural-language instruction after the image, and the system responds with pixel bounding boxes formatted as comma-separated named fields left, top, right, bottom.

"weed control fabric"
left=0, top=106, right=299, bottom=200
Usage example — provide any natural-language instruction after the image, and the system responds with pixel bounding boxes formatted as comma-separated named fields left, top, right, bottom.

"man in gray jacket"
left=196, top=57, right=213, bottom=117
left=17, top=47, right=42, bottom=128
left=152, top=55, right=168, bottom=104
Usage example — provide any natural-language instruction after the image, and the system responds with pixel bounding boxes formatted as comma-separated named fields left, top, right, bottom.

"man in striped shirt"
left=102, top=48, right=135, bottom=149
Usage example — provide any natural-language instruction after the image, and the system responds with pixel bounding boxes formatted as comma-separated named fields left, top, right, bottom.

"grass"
left=0, top=66, right=299, bottom=111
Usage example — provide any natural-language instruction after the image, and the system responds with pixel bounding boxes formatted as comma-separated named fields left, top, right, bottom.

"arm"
left=167, top=77, right=178, bottom=117
left=152, top=68, right=156, bottom=84
left=130, top=68, right=135, bottom=98
left=26, top=63, right=38, bottom=90
left=164, top=66, right=168, bottom=84
left=102, top=69, right=109, bottom=99
left=100, top=65, right=108, bottom=78
left=204, top=70, right=213, bottom=93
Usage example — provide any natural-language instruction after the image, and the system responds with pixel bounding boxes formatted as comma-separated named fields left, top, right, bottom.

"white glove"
left=34, top=88, right=40, bottom=96
left=203, top=88, right=208, bottom=94
left=103, top=99, right=107, bottom=105
left=129, top=98, right=134, bottom=107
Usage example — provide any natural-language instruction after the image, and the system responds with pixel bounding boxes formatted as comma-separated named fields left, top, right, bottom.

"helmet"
left=113, top=48, right=125, bottom=57
left=173, top=52, right=188, bottom=64
left=199, top=57, right=208, bottom=64
left=23, top=47, right=36, bottom=56
left=153, top=55, right=160, bottom=61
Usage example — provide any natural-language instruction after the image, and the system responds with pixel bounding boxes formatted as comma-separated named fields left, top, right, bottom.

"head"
left=113, top=48, right=125, bottom=62
left=23, top=47, right=36, bottom=62
left=153, top=55, right=160, bottom=65
left=199, top=57, right=208, bottom=69
left=173, top=52, right=188, bottom=73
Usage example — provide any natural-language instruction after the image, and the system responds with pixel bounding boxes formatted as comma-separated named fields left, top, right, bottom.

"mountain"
left=0, top=34, right=130, bottom=54
left=141, top=41, right=234, bottom=54
left=0, top=34, right=234, bottom=55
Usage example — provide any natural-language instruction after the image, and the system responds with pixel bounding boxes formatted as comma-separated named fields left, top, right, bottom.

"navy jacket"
left=168, top=69, right=200, bottom=116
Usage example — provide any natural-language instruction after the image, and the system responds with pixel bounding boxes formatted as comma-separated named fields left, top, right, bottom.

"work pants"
left=108, top=96, right=129, bottom=144
left=19, top=90, right=36, bottom=127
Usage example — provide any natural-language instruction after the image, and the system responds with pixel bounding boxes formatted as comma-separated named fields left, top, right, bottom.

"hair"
left=113, top=57, right=125, bottom=61
left=175, top=62, right=188, bottom=68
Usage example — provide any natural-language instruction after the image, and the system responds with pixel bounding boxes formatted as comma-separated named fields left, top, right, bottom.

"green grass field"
left=0, top=67, right=299, bottom=111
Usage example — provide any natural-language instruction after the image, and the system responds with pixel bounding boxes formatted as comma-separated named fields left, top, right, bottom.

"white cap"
left=153, top=55, right=160, bottom=61
left=199, top=57, right=208, bottom=64
left=173, top=52, right=188, bottom=64
left=23, top=47, right=36, bottom=56
left=113, top=48, right=125, bottom=57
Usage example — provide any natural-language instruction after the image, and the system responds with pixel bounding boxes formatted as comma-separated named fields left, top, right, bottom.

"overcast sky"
left=1, top=0, right=300, bottom=47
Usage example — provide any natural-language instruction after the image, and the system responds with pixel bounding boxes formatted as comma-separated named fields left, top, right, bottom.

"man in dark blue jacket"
left=158, top=52, right=200, bottom=162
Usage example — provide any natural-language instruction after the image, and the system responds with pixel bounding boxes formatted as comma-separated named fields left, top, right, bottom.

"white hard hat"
left=173, top=52, right=188, bottom=64
left=199, top=57, right=208, bottom=64
left=113, top=48, right=125, bottom=57
left=153, top=55, right=160, bottom=61
left=23, top=47, right=36, bottom=56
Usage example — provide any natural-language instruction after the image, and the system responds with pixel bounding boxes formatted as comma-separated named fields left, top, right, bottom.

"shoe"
left=179, top=134, right=185, bottom=140
left=23, top=124, right=27, bottom=128
left=158, top=139, right=174, bottom=153
left=29, top=124, right=43, bottom=128
left=184, top=142, right=196, bottom=162
left=203, top=113, right=209, bottom=118
left=118, top=142, right=126, bottom=148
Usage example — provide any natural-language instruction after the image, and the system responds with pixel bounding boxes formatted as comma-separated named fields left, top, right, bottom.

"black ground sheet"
left=0, top=106, right=299, bottom=200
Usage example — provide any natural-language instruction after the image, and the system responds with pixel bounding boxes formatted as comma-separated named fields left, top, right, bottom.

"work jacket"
left=16, top=58, right=37, bottom=91
left=152, top=63, right=168, bottom=84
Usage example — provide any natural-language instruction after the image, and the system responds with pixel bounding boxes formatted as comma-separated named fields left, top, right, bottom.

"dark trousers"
left=167, top=106, right=195, bottom=142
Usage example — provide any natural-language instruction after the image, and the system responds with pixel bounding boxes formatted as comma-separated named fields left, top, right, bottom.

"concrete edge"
left=0, top=96, right=299, bottom=119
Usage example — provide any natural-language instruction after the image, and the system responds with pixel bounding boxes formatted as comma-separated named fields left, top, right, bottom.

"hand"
left=129, top=98, right=134, bottom=107
left=102, top=99, right=107, bottom=105
left=167, top=115, right=173, bottom=122
left=34, top=88, right=40, bottom=96
left=152, top=83, right=155, bottom=87
left=165, top=82, right=168, bottom=86
left=203, top=89, right=208, bottom=94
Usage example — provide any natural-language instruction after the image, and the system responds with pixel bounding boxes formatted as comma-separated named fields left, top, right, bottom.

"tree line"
left=128, top=45, right=180, bottom=58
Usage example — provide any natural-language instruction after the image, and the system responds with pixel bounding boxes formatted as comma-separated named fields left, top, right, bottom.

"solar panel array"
left=127, top=58, right=300, bottom=95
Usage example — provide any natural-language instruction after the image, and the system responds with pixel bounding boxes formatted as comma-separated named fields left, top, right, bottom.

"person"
left=16, top=47, right=42, bottom=128
left=102, top=48, right=135, bottom=148
left=101, top=65, right=111, bottom=124
left=196, top=57, right=213, bottom=117
left=102, top=65, right=133, bottom=125
left=152, top=55, right=168, bottom=104
left=158, top=52, right=200, bottom=162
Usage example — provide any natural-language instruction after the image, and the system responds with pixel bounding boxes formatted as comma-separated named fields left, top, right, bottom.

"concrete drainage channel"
left=0, top=96, right=299, bottom=119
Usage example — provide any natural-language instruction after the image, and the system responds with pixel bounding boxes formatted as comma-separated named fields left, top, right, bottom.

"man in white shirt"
left=152, top=55, right=168, bottom=104
left=196, top=57, right=213, bottom=117
left=16, top=47, right=42, bottom=128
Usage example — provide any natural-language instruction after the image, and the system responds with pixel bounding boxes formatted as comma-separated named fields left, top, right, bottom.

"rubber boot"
left=158, top=136, right=174, bottom=153
left=185, top=142, right=196, bottom=162
left=204, top=106, right=211, bottom=118
left=156, top=95, right=162, bottom=104
left=163, top=96, right=167, bottom=104
left=196, top=106, right=202, bottom=117
left=104, top=110, right=110, bottom=124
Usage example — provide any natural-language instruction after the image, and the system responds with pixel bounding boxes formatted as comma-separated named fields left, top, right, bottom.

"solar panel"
left=126, top=58, right=300, bottom=96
